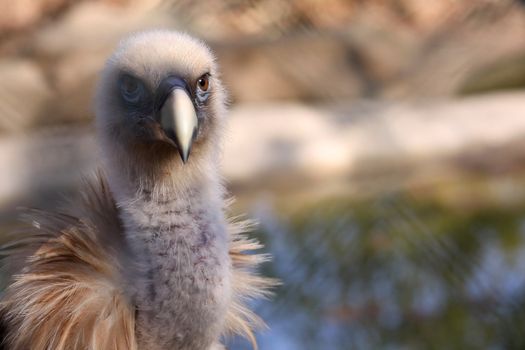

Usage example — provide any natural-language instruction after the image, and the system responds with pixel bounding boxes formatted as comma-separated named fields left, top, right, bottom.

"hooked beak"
left=158, top=81, right=198, bottom=164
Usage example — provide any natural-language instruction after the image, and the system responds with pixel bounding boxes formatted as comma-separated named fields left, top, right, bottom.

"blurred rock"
left=0, top=0, right=522, bottom=131
left=0, top=59, right=51, bottom=132
left=224, top=92, right=525, bottom=189
left=168, top=0, right=516, bottom=41
left=31, top=0, right=164, bottom=56
left=216, top=34, right=366, bottom=102
left=216, top=3, right=525, bottom=102
left=1, top=92, right=525, bottom=211
left=0, top=126, right=96, bottom=210
left=0, top=0, right=71, bottom=34
left=0, top=0, right=145, bottom=37
left=458, top=53, right=525, bottom=95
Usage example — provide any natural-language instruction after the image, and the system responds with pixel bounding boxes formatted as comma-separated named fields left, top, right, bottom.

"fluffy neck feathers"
left=102, top=140, right=231, bottom=350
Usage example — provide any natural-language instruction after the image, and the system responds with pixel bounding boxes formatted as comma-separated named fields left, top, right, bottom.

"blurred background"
left=0, top=0, right=525, bottom=349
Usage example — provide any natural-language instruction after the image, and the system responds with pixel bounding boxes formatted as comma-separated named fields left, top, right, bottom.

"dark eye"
left=120, top=75, right=145, bottom=104
left=196, top=74, right=209, bottom=92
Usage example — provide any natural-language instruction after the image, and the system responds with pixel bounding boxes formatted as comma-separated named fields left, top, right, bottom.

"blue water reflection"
left=227, top=195, right=525, bottom=349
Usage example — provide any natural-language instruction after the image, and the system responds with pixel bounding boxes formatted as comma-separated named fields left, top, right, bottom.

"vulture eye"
left=120, top=75, right=145, bottom=104
left=197, top=74, right=210, bottom=92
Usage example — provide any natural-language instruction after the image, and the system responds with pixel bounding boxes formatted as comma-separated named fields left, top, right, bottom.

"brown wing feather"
left=0, top=173, right=137, bottom=350
left=0, top=175, right=277, bottom=350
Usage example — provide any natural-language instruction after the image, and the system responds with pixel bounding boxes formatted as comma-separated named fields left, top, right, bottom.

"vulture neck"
left=107, top=155, right=231, bottom=349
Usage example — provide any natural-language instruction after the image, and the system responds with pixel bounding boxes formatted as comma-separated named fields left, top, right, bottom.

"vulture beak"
left=157, top=77, right=198, bottom=164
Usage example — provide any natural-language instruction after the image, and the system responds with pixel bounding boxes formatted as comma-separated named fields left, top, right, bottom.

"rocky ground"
left=0, top=0, right=523, bottom=131
left=0, top=0, right=523, bottom=215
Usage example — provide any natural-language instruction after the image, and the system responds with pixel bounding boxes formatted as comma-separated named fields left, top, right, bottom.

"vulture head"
left=95, top=30, right=226, bottom=193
